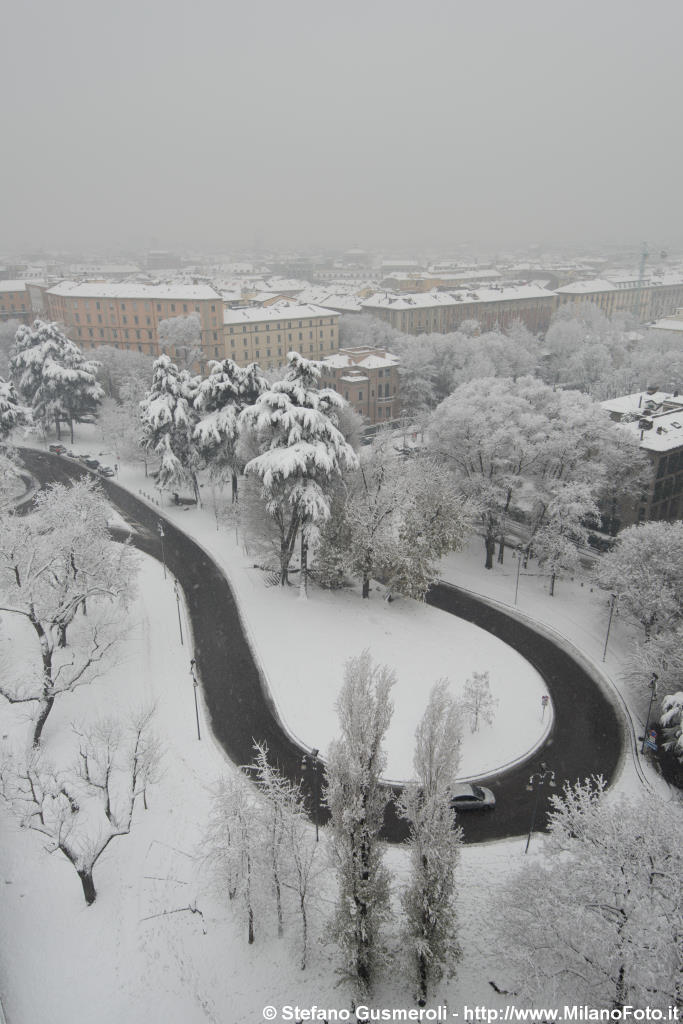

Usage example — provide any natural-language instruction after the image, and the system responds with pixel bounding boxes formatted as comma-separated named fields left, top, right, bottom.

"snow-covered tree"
left=331, top=436, right=471, bottom=599
left=139, top=354, right=202, bottom=501
left=326, top=650, right=394, bottom=1000
left=240, top=352, right=358, bottom=590
left=0, top=707, right=161, bottom=905
left=205, top=772, right=260, bottom=944
left=10, top=320, right=103, bottom=442
left=252, top=742, right=319, bottom=968
left=158, top=313, right=202, bottom=369
left=531, top=482, right=600, bottom=596
left=194, top=358, right=267, bottom=502
left=459, top=670, right=498, bottom=732
left=494, top=778, right=682, bottom=1009
left=0, top=479, right=138, bottom=746
left=93, top=345, right=152, bottom=402
left=0, top=319, right=22, bottom=378
left=0, top=377, right=28, bottom=440
left=398, top=681, right=463, bottom=1004
left=427, top=376, right=643, bottom=569
left=204, top=750, right=321, bottom=966
left=595, top=521, right=683, bottom=639
left=660, top=691, right=683, bottom=764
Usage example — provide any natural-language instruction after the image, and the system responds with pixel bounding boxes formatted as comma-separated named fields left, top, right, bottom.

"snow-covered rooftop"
left=46, top=281, right=222, bottom=301
left=601, top=392, right=683, bottom=453
left=556, top=274, right=683, bottom=294
left=223, top=302, right=339, bottom=325
left=651, top=314, right=683, bottom=333
left=323, top=351, right=399, bottom=370
left=361, top=284, right=556, bottom=311
left=0, top=279, right=35, bottom=292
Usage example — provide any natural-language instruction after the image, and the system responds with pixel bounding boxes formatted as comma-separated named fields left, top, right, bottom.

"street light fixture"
left=189, top=658, right=201, bottom=741
left=525, top=762, right=556, bottom=854
left=300, top=748, right=322, bottom=842
left=174, top=580, right=184, bottom=646
left=641, top=673, right=659, bottom=755
left=157, top=522, right=167, bottom=579
left=602, top=593, right=618, bottom=662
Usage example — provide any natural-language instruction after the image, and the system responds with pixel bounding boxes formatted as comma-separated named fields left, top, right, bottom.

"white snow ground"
left=0, top=431, right=669, bottom=1022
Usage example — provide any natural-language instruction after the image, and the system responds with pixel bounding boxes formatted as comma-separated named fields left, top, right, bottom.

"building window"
left=157, top=303, right=161, bottom=311
left=183, top=304, right=188, bottom=313
left=171, top=304, right=176, bottom=312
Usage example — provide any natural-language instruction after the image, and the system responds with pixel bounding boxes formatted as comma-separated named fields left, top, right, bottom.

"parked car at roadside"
left=48, top=444, right=67, bottom=455
left=98, top=466, right=115, bottom=477
left=449, top=783, right=496, bottom=812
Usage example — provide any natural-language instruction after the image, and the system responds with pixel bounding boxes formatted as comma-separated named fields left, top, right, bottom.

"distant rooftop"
left=46, top=281, right=222, bottom=301
left=223, top=302, right=339, bottom=325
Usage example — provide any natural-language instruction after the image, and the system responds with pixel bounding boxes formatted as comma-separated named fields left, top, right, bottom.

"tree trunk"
left=484, top=534, right=496, bottom=570
left=299, top=529, right=308, bottom=599
left=497, top=536, right=505, bottom=564
left=78, top=867, right=97, bottom=906
left=549, top=572, right=556, bottom=597
left=57, top=623, right=67, bottom=648
left=69, top=418, right=74, bottom=444
left=248, top=903, right=254, bottom=945
left=55, top=416, right=61, bottom=440
left=279, top=540, right=290, bottom=586
left=32, top=694, right=55, bottom=748
left=362, top=574, right=370, bottom=599
left=300, top=893, right=308, bottom=970
left=231, top=471, right=238, bottom=504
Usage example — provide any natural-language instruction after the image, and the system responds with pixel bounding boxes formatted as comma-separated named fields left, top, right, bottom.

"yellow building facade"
left=45, top=282, right=224, bottom=359
left=223, top=303, right=340, bottom=370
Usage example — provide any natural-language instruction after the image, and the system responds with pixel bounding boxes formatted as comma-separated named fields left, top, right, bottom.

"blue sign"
left=645, top=729, right=657, bottom=751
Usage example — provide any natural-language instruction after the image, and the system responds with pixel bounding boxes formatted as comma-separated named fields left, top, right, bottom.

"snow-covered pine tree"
left=240, top=352, right=358, bottom=591
left=140, top=354, right=202, bottom=501
left=9, top=320, right=103, bottom=442
left=0, top=377, right=28, bottom=440
left=326, top=650, right=394, bottom=1000
left=398, top=680, right=463, bottom=1005
left=194, top=358, right=267, bottom=502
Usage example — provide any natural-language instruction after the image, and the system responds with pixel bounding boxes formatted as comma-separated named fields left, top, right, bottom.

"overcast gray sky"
left=2, top=0, right=682, bottom=254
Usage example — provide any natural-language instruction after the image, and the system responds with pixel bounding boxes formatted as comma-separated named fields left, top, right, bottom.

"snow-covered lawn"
left=0, top=551, right=527, bottom=1024
left=0, top=430, right=665, bottom=1024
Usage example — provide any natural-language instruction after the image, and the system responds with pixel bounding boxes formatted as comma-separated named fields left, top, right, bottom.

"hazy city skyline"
left=2, top=0, right=682, bottom=254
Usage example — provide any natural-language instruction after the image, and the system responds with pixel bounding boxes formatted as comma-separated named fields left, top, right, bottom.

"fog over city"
left=2, top=0, right=682, bottom=253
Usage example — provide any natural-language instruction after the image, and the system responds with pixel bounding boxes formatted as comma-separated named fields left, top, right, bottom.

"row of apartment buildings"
left=5, top=274, right=683, bottom=356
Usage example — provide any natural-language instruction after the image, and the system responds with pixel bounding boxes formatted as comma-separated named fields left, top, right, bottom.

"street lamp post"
left=602, top=593, right=617, bottom=662
left=174, top=581, right=184, bottom=646
left=157, top=522, right=167, bottom=579
left=514, top=545, right=523, bottom=606
left=525, top=762, right=556, bottom=854
left=189, top=659, right=201, bottom=741
left=300, top=748, right=322, bottom=841
left=641, top=673, right=659, bottom=755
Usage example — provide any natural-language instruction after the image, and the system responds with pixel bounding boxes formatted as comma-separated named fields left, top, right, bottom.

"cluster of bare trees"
left=0, top=477, right=160, bottom=905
